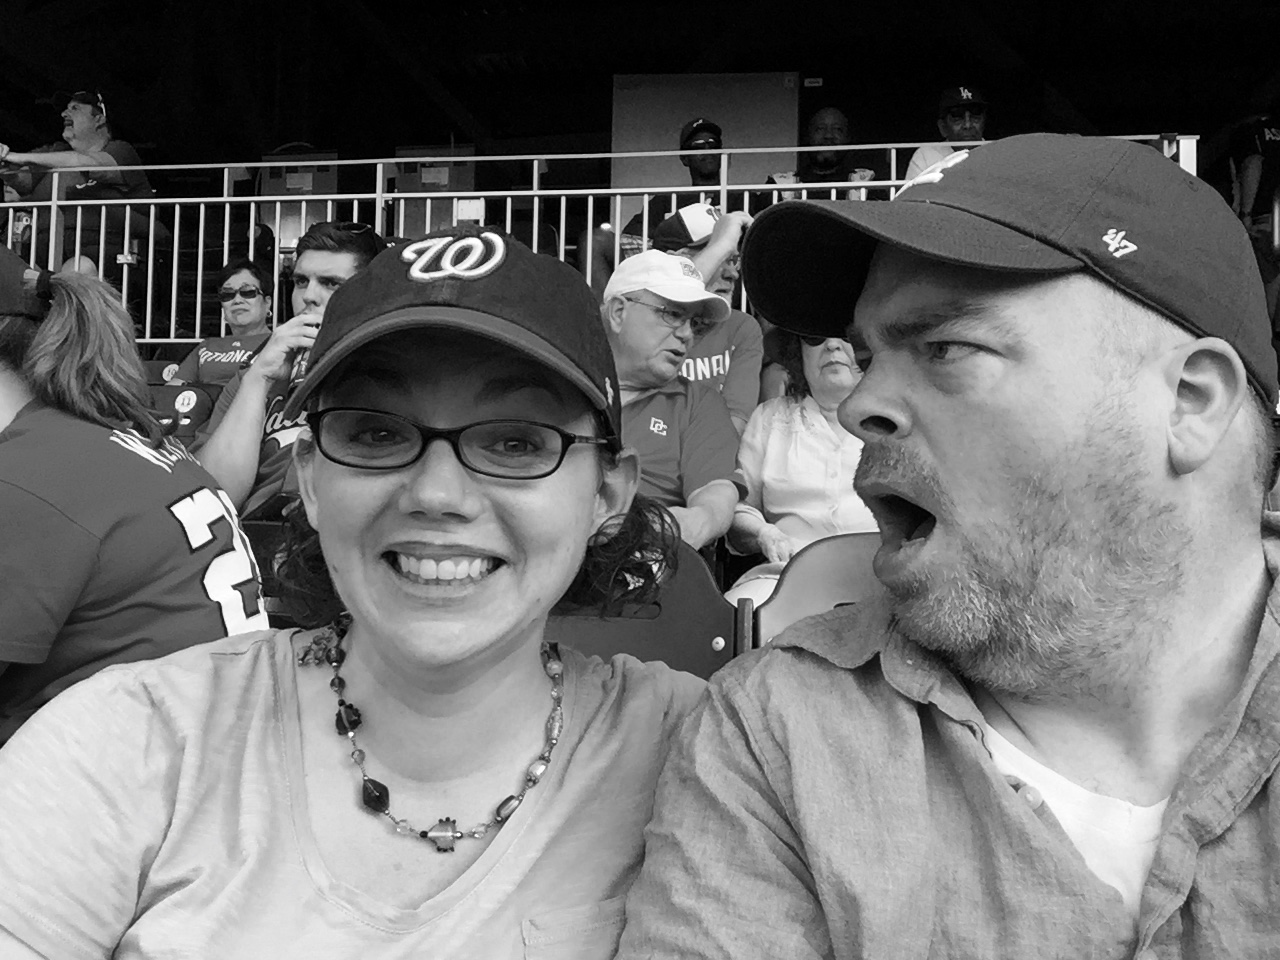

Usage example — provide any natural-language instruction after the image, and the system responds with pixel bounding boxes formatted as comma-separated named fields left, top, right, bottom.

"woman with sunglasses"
left=169, top=259, right=273, bottom=386
left=0, top=225, right=702, bottom=959
left=725, top=330, right=878, bottom=605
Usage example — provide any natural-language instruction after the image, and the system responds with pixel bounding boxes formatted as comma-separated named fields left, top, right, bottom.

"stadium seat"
left=148, top=383, right=220, bottom=446
left=546, top=540, right=748, bottom=679
left=741, top=532, right=882, bottom=648
left=143, top=358, right=181, bottom=384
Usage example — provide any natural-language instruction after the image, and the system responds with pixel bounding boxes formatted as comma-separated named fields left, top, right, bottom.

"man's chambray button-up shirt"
left=617, top=520, right=1280, bottom=959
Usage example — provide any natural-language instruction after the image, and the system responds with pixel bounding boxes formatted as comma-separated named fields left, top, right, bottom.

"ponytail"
left=22, top=272, right=164, bottom=444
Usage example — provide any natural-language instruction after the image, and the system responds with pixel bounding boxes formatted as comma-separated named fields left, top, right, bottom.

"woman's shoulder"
left=747, top=395, right=806, bottom=431
left=561, top=646, right=706, bottom=731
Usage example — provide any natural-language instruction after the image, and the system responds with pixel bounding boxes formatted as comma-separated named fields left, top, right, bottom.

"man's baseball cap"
left=938, top=86, right=987, bottom=114
left=602, top=249, right=731, bottom=324
left=651, top=202, right=721, bottom=252
left=0, top=247, right=51, bottom=321
left=741, top=133, right=1278, bottom=406
left=680, top=118, right=722, bottom=151
left=281, top=224, right=622, bottom=447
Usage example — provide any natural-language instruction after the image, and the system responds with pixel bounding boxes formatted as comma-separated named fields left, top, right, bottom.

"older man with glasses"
left=904, top=84, right=990, bottom=181
left=601, top=250, right=745, bottom=550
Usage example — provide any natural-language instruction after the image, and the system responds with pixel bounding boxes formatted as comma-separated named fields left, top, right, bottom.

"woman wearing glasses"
left=0, top=226, right=702, bottom=959
left=169, top=259, right=273, bottom=386
left=725, top=330, right=878, bottom=605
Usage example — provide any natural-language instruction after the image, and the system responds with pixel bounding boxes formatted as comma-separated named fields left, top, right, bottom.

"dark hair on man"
left=215, top=258, right=271, bottom=294
left=1, top=272, right=163, bottom=444
left=294, top=221, right=386, bottom=270
left=274, top=458, right=680, bottom=627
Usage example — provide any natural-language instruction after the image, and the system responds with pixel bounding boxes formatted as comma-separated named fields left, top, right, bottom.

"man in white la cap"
left=602, top=249, right=744, bottom=549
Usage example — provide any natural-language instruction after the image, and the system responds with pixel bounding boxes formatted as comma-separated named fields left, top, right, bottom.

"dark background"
left=4, top=0, right=1275, bottom=193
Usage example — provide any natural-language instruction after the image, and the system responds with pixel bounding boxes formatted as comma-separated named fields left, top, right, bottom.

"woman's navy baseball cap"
left=282, top=224, right=622, bottom=449
left=742, top=133, right=1278, bottom=407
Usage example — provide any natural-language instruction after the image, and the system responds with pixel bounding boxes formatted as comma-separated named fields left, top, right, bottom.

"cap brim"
left=644, top=282, right=731, bottom=322
left=281, top=305, right=615, bottom=437
left=741, top=199, right=1081, bottom=337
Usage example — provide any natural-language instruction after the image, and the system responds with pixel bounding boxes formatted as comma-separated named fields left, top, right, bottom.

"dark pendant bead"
left=329, top=675, right=346, bottom=693
left=325, top=645, right=346, bottom=667
left=495, top=793, right=522, bottom=822
left=361, top=776, right=390, bottom=813
left=335, top=701, right=362, bottom=735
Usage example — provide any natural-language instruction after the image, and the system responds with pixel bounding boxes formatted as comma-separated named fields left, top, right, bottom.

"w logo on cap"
left=401, top=232, right=506, bottom=282
left=898, top=149, right=970, bottom=194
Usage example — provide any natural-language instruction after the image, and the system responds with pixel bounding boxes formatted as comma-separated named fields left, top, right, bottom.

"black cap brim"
left=741, top=199, right=1082, bottom=337
left=281, top=305, right=618, bottom=447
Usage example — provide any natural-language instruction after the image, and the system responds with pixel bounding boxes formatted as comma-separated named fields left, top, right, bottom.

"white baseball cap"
left=602, top=249, right=730, bottom=323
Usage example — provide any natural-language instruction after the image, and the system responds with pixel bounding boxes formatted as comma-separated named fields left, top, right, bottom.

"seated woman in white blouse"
left=725, top=331, right=877, bottom=605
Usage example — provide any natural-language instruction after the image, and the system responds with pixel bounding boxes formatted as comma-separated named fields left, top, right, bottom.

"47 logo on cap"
left=402, top=232, right=506, bottom=282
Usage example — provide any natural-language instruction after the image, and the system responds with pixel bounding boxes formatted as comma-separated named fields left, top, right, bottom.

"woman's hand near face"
left=756, top=523, right=796, bottom=565
left=247, top=313, right=320, bottom=384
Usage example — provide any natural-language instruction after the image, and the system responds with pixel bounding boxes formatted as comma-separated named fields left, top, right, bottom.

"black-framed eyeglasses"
left=621, top=295, right=697, bottom=331
left=308, top=408, right=611, bottom=478
left=217, top=285, right=264, bottom=303
left=800, top=334, right=852, bottom=347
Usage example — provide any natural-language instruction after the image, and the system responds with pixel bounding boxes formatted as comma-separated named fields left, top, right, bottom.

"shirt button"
left=1019, top=785, right=1043, bottom=810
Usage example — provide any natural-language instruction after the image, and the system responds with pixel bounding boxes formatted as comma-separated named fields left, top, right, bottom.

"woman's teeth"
left=393, top=553, right=495, bottom=582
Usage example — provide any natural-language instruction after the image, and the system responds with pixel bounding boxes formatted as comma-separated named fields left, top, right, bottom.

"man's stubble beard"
left=875, top=401, right=1190, bottom=702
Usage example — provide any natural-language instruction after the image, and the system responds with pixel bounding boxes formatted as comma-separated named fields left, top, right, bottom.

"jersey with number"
left=0, top=402, right=268, bottom=744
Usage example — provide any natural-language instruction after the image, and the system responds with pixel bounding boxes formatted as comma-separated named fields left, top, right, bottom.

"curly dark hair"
left=273, top=472, right=681, bottom=629
left=774, top=329, right=811, bottom=401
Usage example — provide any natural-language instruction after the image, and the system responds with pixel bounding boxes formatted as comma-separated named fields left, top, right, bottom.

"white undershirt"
left=984, top=723, right=1169, bottom=921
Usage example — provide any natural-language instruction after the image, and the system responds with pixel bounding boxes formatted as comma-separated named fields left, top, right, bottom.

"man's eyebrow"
left=858, top=300, right=1019, bottom=348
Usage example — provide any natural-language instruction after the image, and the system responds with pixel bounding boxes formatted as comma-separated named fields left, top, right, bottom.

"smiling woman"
left=0, top=226, right=702, bottom=960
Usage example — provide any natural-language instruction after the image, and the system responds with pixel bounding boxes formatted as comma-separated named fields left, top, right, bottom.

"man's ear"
left=603, top=296, right=627, bottom=336
left=1163, top=337, right=1250, bottom=476
left=293, top=428, right=322, bottom=529
left=936, top=117, right=950, bottom=140
left=593, top=448, right=639, bottom=533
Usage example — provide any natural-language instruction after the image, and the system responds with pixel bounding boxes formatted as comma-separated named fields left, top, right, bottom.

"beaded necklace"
left=298, top=622, right=565, bottom=853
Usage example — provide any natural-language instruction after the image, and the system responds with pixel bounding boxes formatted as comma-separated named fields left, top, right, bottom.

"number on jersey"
left=169, top=488, right=269, bottom=635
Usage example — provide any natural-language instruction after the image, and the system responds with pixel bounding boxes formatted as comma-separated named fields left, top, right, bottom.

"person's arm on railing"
left=191, top=314, right=319, bottom=509
left=0, top=144, right=117, bottom=171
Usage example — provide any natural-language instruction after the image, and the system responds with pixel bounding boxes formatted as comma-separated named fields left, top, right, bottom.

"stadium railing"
left=1, top=135, right=1198, bottom=351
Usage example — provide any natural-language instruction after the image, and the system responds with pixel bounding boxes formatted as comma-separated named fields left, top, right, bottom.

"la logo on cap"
left=402, top=232, right=506, bottom=283
left=959, top=87, right=974, bottom=100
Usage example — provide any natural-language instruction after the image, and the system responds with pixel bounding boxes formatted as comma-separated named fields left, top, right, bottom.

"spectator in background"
left=191, top=221, right=384, bottom=519
left=651, top=203, right=762, bottom=433
left=904, top=85, right=989, bottom=181
left=725, top=330, right=877, bottom=605
left=0, top=247, right=265, bottom=745
left=762, top=107, right=887, bottom=206
left=619, top=118, right=747, bottom=255
left=0, top=90, right=157, bottom=277
left=170, top=258, right=274, bottom=386
left=602, top=250, right=743, bottom=549
left=1231, top=97, right=1280, bottom=320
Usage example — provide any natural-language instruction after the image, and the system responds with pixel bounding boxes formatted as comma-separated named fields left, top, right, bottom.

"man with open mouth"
left=618, top=135, right=1280, bottom=958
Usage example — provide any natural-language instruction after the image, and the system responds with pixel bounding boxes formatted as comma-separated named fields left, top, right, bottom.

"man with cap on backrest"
left=650, top=202, right=763, bottom=434
left=617, top=134, right=1280, bottom=958
left=903, top=84, right=989, bottom=181
left=601, top=249, right=744, bottom=549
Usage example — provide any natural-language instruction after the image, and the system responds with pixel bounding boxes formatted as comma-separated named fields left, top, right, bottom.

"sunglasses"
left=218, top=285, right=264, bottom=302
left=800, top=334, right=851, bottom=347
